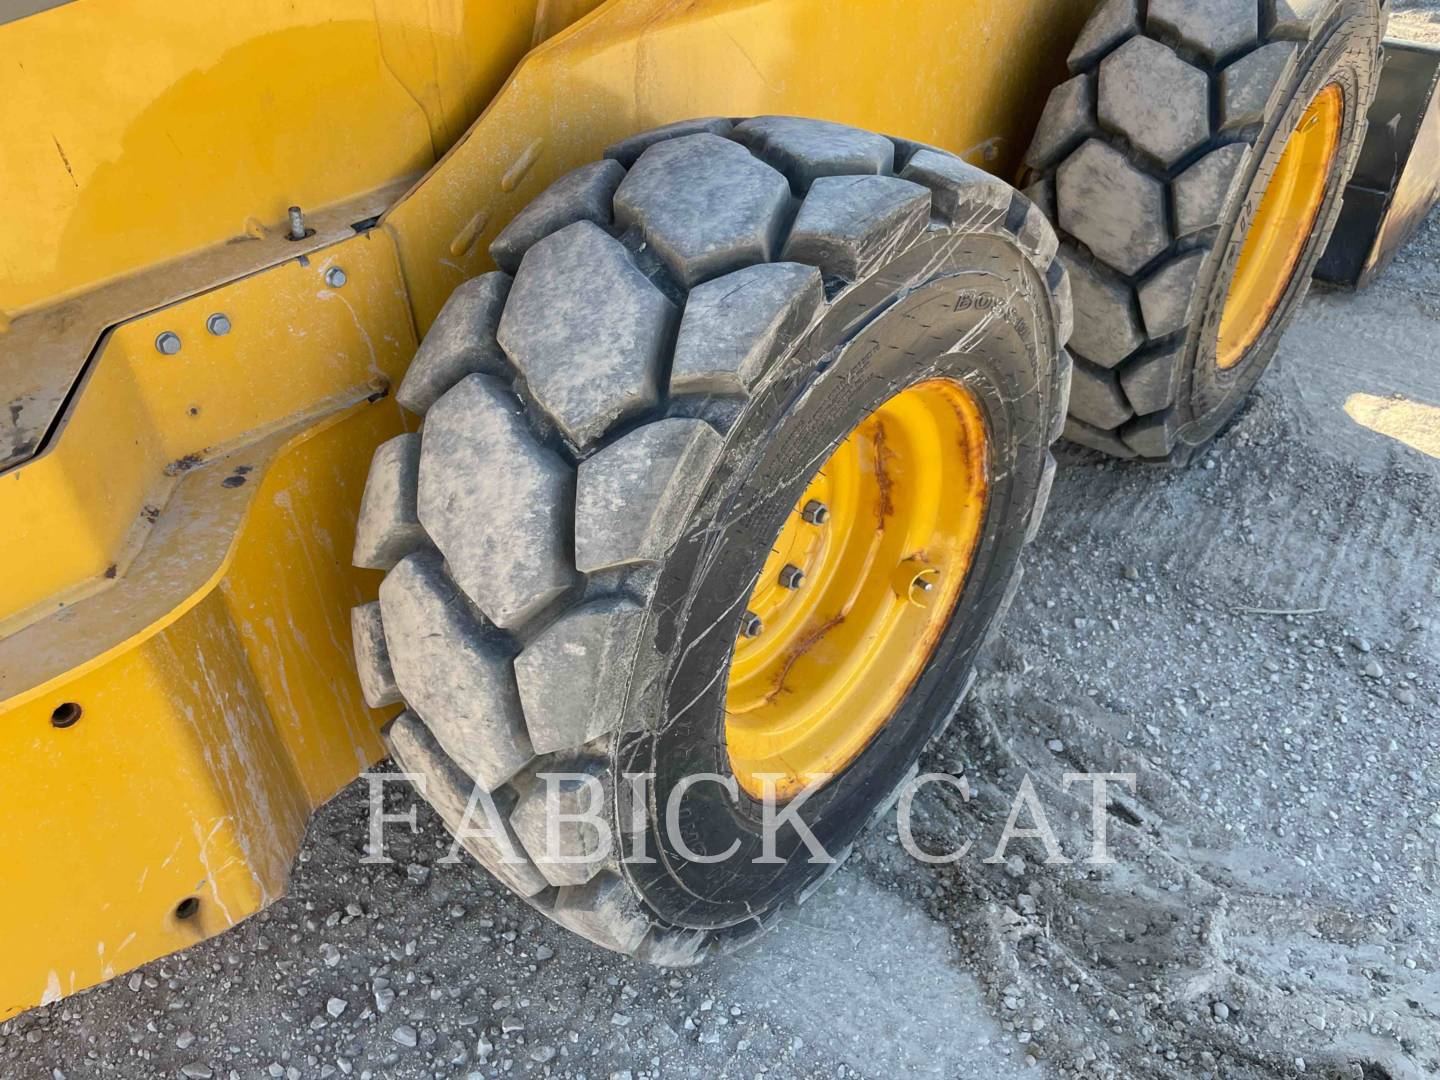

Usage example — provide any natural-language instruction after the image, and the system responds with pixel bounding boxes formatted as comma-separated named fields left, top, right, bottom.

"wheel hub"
left=724, top=378, right=989, bottom=801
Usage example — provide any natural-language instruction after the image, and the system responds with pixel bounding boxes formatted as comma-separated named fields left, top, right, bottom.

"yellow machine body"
left=0, top=0, right=1089, bottom=1018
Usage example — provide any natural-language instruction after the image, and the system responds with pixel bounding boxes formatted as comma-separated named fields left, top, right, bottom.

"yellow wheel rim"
left=724, top=379, right=989, bottom=801
left=1216, top=84, right=1343, bottom=370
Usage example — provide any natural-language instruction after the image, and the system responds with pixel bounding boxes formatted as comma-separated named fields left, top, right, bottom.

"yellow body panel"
left=0, top=0, right=1090, bottom=1019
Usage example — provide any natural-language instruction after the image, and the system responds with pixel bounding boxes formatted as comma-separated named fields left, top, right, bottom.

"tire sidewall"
left=614, top=231, right=1054, bottom=934
left=1179, top=0, right=1383, bottom=451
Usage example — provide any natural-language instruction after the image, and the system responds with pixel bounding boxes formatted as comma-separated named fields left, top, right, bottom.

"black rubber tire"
left=1022, top=0, right=1386, bottom=460
left=350, top=116, right=1070, bottom=963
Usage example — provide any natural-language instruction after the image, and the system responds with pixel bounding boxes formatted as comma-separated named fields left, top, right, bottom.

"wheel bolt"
left=740, top=611, right=764, bottom=639
left=779, top=564, right=806, bottom=590
left=801, top=500, right=829, bottom=525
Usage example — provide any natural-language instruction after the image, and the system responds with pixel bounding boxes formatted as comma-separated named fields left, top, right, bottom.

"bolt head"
left=801, top=500, right=830, bottom=525
left=324, top=267, right=348, bottom=288
left=739, top=612, right=764, bottom=639
left=779, top=564, right=806, bottom=590
left=206, top=313, right=232, bottom=336
left=155, top=331, right=182, bottom=355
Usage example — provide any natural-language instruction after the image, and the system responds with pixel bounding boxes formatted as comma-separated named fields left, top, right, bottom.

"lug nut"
left=739, top=611, right=764, bottom=639
left=206, top=313, right=231, bottom=336
left=779, top=564, right=806, bottom=590
left=324, top=266, right=348, bottom=288
left=155, top=331, right=181, bottom=355
left=801, top=500, right=829, bottom=525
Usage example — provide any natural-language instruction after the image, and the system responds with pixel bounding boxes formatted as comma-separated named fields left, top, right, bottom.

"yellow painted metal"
left=725, top=381, right=989, bottom=801
left=0, top=0, right=1089, bottom=1020
left=0, top=407, right=402, bottom=1018
left=0, top=0, right=598, bottom=316
left=1217, top=84, right=1345, bottom=370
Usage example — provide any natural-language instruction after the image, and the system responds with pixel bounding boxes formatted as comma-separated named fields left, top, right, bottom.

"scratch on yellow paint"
left=1344, top=393, right=1440, bottom=459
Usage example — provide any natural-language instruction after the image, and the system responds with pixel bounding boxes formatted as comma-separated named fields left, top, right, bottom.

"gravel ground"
left=7, top=24, right=1440, bottom=1080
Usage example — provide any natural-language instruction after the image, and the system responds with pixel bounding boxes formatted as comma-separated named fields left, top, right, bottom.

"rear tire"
left=1023, top=0, right=1386, bottom=460
left=352, top=117, right=1070, bottom=962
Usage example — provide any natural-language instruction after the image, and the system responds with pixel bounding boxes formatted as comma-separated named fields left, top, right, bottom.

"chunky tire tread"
left=351, top=601, right=401, bottom=708
left=384, top=711, right=550, bottom=899
left=356, top=115, right=1072, bottom=961
left=396, top=274, right=511, bottom=416
left=353, top=432, right=426, bottom=571
left=1028, top=0, right=1384, bottom=459
left=574, top=418, right=723, bottom=574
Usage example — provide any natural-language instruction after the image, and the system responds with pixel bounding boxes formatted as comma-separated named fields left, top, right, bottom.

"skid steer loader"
left=3, top=0, right=1428, bottom=1018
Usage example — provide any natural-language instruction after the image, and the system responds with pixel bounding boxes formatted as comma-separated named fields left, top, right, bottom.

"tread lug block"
left=575, top=418, right=722, bottom=573
left=731, top=116, right=896, bottom=189
left=384, top=712, right=550, bottom=898
left=634, top=929, right=709, bottom=967
left=353, top=432, right=426, bottom=570
left=671, top=263, right=823, bottom=396
left=351, top=601, right=401, bottom=708
left=552, top=873, right=651, bottom=954
left=613, top=133, right=792, bottom=289
left=1046, top=259, right=1075, bottom=348
left=1026, top=452, right=1058, bottom=544
left=1051, top=349, right=1075, bottom=444
left=1024, top=73, right=1098, bottom=171
left=497, top=221, right=677, bottom=448
left=1057, top=140, right=1170, bottom=275
left=416, top=374, right=577, bottom=630
left=1221, top=43, right=1300, bottom=131
left=1098, top=38, right=1211, bottom=166
left=781, top=175, right=931, bottom=281
left=1267, top=0, right=1330, bottom=40
left=888, top=135, right=944, bottom=172
left=1024, top=176, right=1056, bottom=221
left=378, top=552, right=534, bottom=790
left=397, top=273, right=512, bottom=416
left=1068, top=0, right=1141, bottom=72
left=489, top=160, right=627, bottom=275
left=1148, top=0, right=1259, bottom=63
left=514, top=598, right=646, bottom=754
left=1120, top=339, right=1187, bottom=414
left=1063, top=416, right=1138, bottom=457
left=1011, top=196, right=1060, bottom=268
left=1138, top=249, right=1208, bottom=338
left=510, top=758, right=612, bottom=887
left=1121, top=408, right=1180, bottom=457
left=1173, top=143, right=1253, bottom=238
left=899, top=149, right=1013, bottom=228
left=1068, top=355, right=1135, bottom=429
left=604, top=117, right=735, bottom=167
left=1063, top=252, right=1145, bottom=368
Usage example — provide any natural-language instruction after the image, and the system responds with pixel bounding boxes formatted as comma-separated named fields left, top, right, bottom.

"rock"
left=1362, top=659, right=1384, bottom=679
left=319, top=943, right=340, bottom=968
left=1211, top=1001, right=1230, bottom=1021
left=326, top=998, right=348, bottom=1019
left=391, top=1025, right=418, bottom=1048
left=180, top=1066, right=213, bottom=1080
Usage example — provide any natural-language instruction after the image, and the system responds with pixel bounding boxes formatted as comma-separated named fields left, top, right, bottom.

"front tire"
left=351, top=116, right=1070, bottom=962
left=1023, top=0, right=1386, bottom=460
